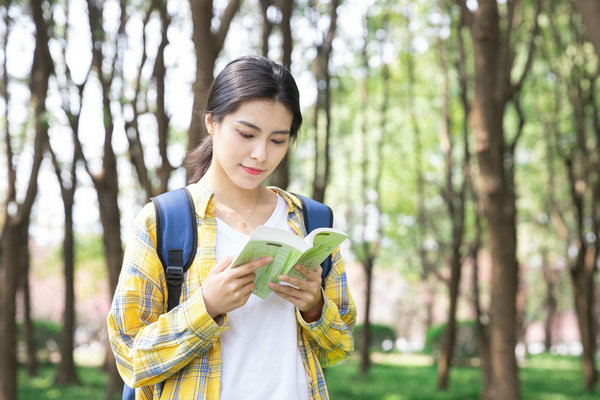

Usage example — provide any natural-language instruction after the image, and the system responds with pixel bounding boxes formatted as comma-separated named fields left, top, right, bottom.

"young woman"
left=107, top=55, right=356, bottom=400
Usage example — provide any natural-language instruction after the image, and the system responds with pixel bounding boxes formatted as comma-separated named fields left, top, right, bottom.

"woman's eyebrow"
left=237, top=120, right=290, bottom=135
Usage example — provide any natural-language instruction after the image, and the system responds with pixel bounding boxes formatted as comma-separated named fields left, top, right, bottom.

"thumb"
left=210, top=256, right=234, bottom=275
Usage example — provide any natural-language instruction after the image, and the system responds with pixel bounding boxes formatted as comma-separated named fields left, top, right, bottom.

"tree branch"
left=507, top=94, right=525, bottom=154
left=455, top=0, right=473, bottom=26
left=215, top=0, right=242, bottom=50
left=506, top=0, right=542, bottom=101
left=1, top=8, right=15, bottom=206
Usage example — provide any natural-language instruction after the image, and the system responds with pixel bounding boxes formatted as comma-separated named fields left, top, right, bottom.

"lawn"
left=18, top=353, right=600, bottom=399
left=326, top=353, right=600, bottom=400
left=18, top=364, right=120, bottom=400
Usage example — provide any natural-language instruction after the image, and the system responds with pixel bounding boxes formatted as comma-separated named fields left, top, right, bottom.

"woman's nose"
left=250, top=140, right=267, bottom=162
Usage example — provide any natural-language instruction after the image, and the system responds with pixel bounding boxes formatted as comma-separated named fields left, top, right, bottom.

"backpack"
left=122, top=188, right=334, bottom=399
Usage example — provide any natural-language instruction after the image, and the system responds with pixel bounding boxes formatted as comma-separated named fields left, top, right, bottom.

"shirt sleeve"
left=106, top=204, right=227, bottom=388
left=296, top=246, right=357, bottom=367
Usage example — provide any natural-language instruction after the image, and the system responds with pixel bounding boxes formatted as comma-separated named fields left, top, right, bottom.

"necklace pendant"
left=239, top=221, right=247, bottom=228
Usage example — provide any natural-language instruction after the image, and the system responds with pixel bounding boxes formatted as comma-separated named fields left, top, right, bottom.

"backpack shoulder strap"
left=151, top=187, right=197, bottom=312
left=292, top=193, right=334, bottom=285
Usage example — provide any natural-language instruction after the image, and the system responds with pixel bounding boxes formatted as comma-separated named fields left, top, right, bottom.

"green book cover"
left=230, top=225, right=348, bottom=299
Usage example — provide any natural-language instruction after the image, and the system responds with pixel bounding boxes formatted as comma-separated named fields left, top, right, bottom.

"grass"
left=17, top=353, right=600, bottom=400
left=326, top=353, right=600, bottom=400
left=18, top=363, right=120, bottom=400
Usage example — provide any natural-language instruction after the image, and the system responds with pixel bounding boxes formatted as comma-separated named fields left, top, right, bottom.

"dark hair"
left=185, top=55, right=302, bottom=183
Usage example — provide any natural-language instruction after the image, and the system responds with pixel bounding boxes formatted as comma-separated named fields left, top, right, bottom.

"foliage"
left=353, top=323, right=396, bottom=352
left=18, top=363, right=120, bottom=400
left=423, top=320, right=478, bottom=364
left=16, top=320, right=61, bottom=357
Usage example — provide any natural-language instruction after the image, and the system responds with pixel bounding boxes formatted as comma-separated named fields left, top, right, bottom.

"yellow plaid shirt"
left=107, top=183, right=356, bottom=399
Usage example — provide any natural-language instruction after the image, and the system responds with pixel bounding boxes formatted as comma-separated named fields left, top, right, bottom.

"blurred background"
left=1, top=0, right=600, bottom=399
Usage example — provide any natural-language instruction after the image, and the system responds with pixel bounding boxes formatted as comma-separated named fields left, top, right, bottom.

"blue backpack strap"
left=122, top=188, right=197, bottom=399
left=293, top=193, right=334, bottom=286
left=151, top=187, right=198, bottom=312
left=122, top=385, right=135, bottom=400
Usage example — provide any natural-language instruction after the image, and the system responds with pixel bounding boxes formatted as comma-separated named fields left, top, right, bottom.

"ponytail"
left=185, top=135, right=213, bottom=183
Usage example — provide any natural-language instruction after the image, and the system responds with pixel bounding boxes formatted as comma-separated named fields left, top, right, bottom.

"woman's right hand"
left=202, top=256, right=273, bottom=319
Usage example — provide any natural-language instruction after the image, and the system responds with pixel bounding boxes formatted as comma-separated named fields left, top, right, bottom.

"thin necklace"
left=216, top=189, right=261, bottom=229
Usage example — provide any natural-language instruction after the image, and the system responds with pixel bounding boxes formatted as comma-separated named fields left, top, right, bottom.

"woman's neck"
left=200, top=167, right=263, bottom=213
left=200, top=168, right=279, bottom=233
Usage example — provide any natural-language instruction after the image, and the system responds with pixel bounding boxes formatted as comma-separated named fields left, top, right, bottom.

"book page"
left=230, top=225, right=308, bottom=299
left=232, top=240, right=304, bottom=299
left=287, top=229, right=348, bottom=280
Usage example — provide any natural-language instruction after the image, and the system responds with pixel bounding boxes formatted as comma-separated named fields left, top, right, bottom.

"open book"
left=229, top=225, right=348, bottom=299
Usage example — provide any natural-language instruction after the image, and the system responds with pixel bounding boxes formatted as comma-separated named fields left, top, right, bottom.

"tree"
left=0, top=0, right=52, bottom=398
left=576, top=0, right=600, bottom=59
left=187, top=0, right=241, bottom=173
left=354, top=4, right=387, bottom=375
left=455, top=0, right=541, bottom=398
left=80, top=0, right=128, bottom=394
left=403, top=1, right=438, bottom=337
left=436, top=2, right=471, bottom=389
left=310, top=0, right=340, bottom=203
left=124, top=0, right=176, bottom=200
left=50, top=0, right=86, bottom=384
left=543, top=3, right=600, bottom=389
left=267, top=0, right=294, bottom=189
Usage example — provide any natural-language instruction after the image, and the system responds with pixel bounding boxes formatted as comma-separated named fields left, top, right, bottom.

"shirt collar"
left=186, top=181, right=215, bottom=219
left=186, top=182, right=304, bottom=221
left=267, top=186, right=302, bottom=213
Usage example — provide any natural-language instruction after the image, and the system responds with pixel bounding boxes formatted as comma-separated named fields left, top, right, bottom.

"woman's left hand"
left=268, top=264, right=324, bottom=323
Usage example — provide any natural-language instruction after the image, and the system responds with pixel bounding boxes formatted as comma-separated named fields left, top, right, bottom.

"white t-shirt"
left=216, top=194, right=310, bottom=400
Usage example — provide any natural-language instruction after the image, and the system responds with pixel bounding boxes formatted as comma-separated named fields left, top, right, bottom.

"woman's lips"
left=241, top=165, right=264, bottom=175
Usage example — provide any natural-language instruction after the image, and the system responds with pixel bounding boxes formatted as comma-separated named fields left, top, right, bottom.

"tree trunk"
left=154, top=0, right=174, bottom=195
left=187, top=0, right=241, bottom=180
left=259, top=0, right=274, bottom=57
left=544, top=5, right=598, bottom=389
left=96, top=179, right=124, bottom=397
left=310, top=0, right=339, bottom=203
left=576, top=0, right=600, bottom=59
left=466, top=1, right=522, bottom=398
left=0, top=224, right=22, bottom=400
left=265, top=0, right=293, bottom=190
left=55, top=194, right=80, bottom=385
left=21, top=230, right=37, bottom=377
left=85, top=0, right=127, bottom=395
left=279, top=0, right=293, bottom=70
left=437, top=6, right=469, bottom=388
left=571, top=246, right=598, bottom=390
left=359, top=257, right=373, bottom=375
left=0, top=1, right=51, bottom=397
left=541, top=249, right=557, bottom=352
left=437, top=247, right=463, bottom=389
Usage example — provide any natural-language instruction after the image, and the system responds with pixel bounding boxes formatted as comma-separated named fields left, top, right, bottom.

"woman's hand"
left=202, top=256, right=273, bottom=319
left=268, top=264, right=324, bottom=323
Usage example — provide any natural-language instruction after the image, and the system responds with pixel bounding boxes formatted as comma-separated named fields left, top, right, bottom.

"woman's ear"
left=205, top=113, right=215, bottom=135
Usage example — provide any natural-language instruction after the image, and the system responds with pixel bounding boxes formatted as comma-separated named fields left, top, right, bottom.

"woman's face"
left=207, top=99, right=293, bottom=191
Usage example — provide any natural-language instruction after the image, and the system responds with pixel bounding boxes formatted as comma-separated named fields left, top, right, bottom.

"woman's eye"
left=271, top=139, right=286, bottom=145
left=238, top=131, right=253, bottom=139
